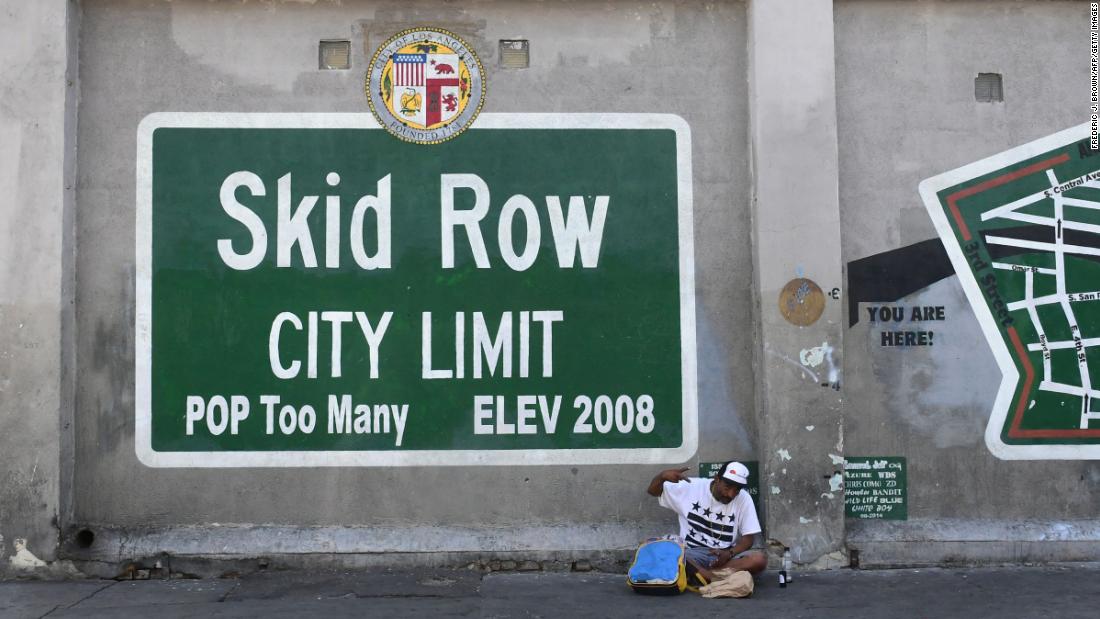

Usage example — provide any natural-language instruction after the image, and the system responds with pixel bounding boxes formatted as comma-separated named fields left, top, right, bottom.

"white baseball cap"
left=721, top=461, right=750, bottom=485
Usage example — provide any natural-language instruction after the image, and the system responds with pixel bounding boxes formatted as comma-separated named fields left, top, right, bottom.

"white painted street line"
left=996, top=210, right=1100, bottom=235
left=980, top=190, right=1048, bottom=222
left=1061, top=197, right=1100, bottom=210
left=991, top=262, right=1057, bottom=275
left=984, top=236, right=1100, bottom=258
left=1037, top=380, right=1100, bottom=399
left=1028, top=336, right=1100, bottom=351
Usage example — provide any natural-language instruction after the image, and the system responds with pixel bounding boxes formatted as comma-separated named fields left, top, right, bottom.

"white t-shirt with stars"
left=658, top=478, right=761, bottom=549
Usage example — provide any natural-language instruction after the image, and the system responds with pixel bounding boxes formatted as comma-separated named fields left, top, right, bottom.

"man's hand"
left=708, top=547, right=735, bottom=568
left=660, top=467, right=691, bottom=483
left=647, top=467, right=691, bottom=496
left=710, top=535, right=753, bottom=568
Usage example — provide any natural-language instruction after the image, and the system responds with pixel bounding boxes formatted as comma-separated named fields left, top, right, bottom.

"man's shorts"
left=684, top=546, right=758, bottom=568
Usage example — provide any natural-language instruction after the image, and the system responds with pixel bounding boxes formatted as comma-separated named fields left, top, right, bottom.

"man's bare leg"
left=723, top=551, right=768, bottom=575
left=686, top=559, right=716, bottom=583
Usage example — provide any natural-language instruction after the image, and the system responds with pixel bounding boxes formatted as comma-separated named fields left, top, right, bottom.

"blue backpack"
left=626, top=538, right=687, bottom=595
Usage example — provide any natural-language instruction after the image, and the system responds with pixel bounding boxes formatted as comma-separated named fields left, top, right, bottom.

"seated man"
left=646, top=461, right=768, bottom=581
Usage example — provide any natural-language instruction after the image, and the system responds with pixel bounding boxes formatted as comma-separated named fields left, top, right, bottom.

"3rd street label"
left=135, top=113, right=697, bottom=467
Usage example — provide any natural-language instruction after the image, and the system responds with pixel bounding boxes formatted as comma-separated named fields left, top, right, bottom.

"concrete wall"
left=2, top=0, right=1098, bottom=577
left=0, top=0, right=77, bottom=576
left=837, top=0, right=1100, bottom=564
left=65, top=0, right=757, bottom=569
left=748, top=0, right=846, bottom=569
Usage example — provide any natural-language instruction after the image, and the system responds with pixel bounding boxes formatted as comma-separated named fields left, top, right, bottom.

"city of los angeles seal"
left=366, top=28, right=485, bottom=144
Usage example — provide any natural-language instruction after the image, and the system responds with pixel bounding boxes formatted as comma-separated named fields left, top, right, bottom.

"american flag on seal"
left=393, top=53, right=426, bottom=86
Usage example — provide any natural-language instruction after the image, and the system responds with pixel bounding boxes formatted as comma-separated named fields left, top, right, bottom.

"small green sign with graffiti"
left=135, top=113, right=697, bottom=467
left=844, top=456, right=907, bottom=520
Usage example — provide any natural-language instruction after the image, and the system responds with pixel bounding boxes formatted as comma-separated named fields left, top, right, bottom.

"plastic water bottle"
left=780, top=548, right=792, bottom=587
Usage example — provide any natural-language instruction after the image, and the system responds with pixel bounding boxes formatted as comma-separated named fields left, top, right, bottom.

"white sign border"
left=920, top=122, right=1100, bottom=460
left=135, top=112, right=698, bottom=467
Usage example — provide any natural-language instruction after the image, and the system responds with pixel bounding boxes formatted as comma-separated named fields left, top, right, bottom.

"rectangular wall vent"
left=320, top=40, right=351, bottom=70
left=974, top=73, right=1003, bottom=102
left=500, top=40, right=530, bottom=69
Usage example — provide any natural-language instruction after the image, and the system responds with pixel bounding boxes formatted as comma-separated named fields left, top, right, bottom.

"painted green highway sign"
left=136, top=113, right=697, bottom=467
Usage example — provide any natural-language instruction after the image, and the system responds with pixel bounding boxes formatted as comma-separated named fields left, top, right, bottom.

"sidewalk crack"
left=39, top=580, right=118, bottom=618
left=218, top=580, right=242, bottom=602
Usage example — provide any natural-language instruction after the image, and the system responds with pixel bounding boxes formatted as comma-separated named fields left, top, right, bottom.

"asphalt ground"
left=2, top=564, right=1098, bottom=618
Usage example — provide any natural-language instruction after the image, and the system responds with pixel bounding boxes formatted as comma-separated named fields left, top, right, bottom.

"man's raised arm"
left=647, top=467, right=690, bottom=497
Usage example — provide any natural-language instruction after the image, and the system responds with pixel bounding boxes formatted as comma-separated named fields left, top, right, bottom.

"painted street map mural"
left=922, top=124, right=1100, bottom=459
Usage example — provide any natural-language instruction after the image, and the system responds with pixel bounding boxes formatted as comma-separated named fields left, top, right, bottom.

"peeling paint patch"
left=799, top=343, right=827, bottom=368
left=765, top=344, right=819, bottom=382
left=805, top=425, right=815, bottom=431
left=828, top=453, right=845, bottom=465
left=777, top=449, right=792, bottom=461
left=799, top=516, right=814, bottom=524
left=828, top=472, right=844, bottom=492
left=9, top=538, right=46, bottom=569
left=769, top=485, right=781, bottom=495
left=821, top=492, right=836, bottom=499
